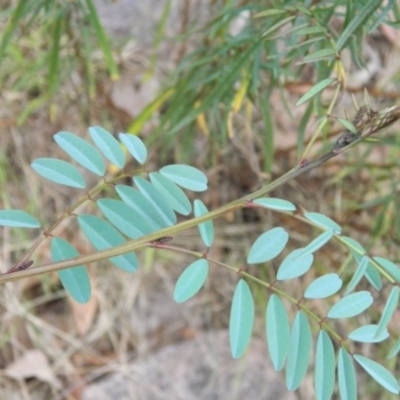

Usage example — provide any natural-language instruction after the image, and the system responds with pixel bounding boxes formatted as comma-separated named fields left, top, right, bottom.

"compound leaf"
left=89, top=126, right=125, bottom=169
left=286, top=311, right=312, bottom=391
left=78, top=214, right=138, bottom=272
left=230, top=279, right=254, bottom=359
left=54, top=131, right=105, bottom=176
left=119, top=133, right=147, bottom=164
left=0, top=210, right=41, bottom=228
left=173, top=259, right=209, bottom=303
left=159, top=164, right=207, bottom=192
left=51, top=237, right=91, bottom=304
left=315, top=330, right=335, bottom=400
left=247, top=227, right=289, bottom=264
left=31, top=158, right=86, bottom=188
left=266, top=294, right=290, bottom=371
left=327, top=291, right=373, bottom=319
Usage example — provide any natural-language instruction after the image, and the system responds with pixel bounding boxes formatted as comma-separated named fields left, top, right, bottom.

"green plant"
left=2, top=1, right=400, bottom=399
left=1, top=97, right=400, bottom=398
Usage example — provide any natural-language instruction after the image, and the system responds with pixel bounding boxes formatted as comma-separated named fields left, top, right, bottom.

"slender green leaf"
left=230, top=279, right=254, bottom=359
left=304, top=273, right=342, bottom=299
left=133, top=177, right=176, bottom=226
left=338, top=348, right=357, bottom=400
left=327, top=291, right=373, bottom=319
left=315, top=331, right=335, bottom=400
left=0, top=210, right=40, bottom=228
left=286, top=311, right=312, bottom=391
left=296, top=78, right=336, bottom=107
left=277, top=248, right=313, bottom=281
left=97, top=198, right=154, bottom=239
left=159, top=164, right=208, bottom=192
left=254, top=9, right=286, bottom=18
left=89, top=126, right=125, bottom=169
left=173, top=259, right=209, bottom=303
left=336, top=117, right=358, bottom=134
left=304, top=212, right=342, bottom=234
left=262, top=16, right=296, bottom=38
left=345, top=255, right=369, bottom=294
left=253, top=198, right=296, bottom=211
left=84, top=0, right=119, bottom=79
left=78, top=215, right=138, bottom=272
left=296, top=26, right=326, bottom=35
left=149, top=172, right=191, bottom=216
left=247, top=227, right=289, bottom=264
left=336, top=0, right=383, bottom=51
left=375, top=286, right=399, bottom=338
left=51, top=237, right=91, bottom=304
left=266, top=294, right=290, bottom=371
left=354, top=354, right=400, bottom=394
left=348, top=325, right=389, bottom=343
left=368, top=0, right=395, bottom=33
left=194, top=200, right=214, bottom=247
left=31, top=158, right=86, bottom=188
left=119, top=133, right=147, bottom=164
left=301, top=48, right=336, bottom=63
left=54, top=131, right=105, bottom=176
